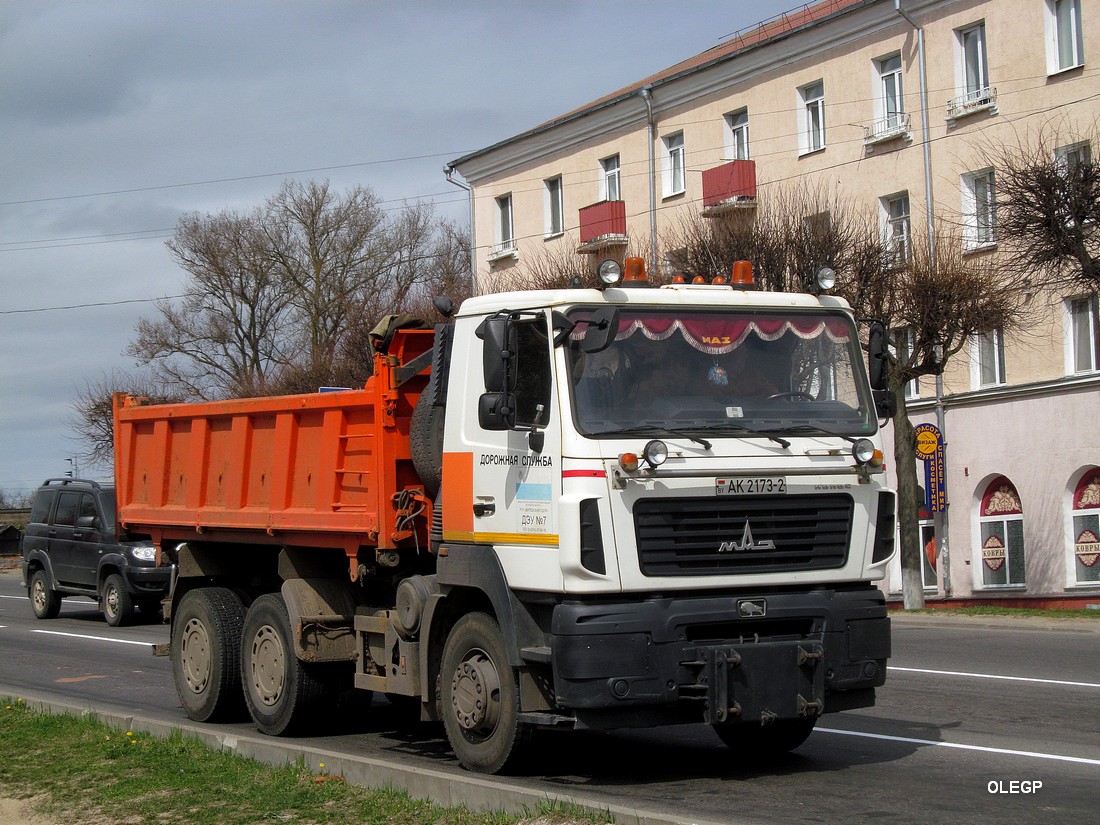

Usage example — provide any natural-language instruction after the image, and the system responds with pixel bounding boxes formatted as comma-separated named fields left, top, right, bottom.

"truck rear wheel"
left=29, top=570, right=61, bottom=619
left=102, top=574, right=134, bottom=627
left=172, top=587, right=247, bottom=722
left=241, top=593, right=329, bottom=736
left=713, top=717, right=817, bottom=759
left=440, top=612, right=529, bottom=774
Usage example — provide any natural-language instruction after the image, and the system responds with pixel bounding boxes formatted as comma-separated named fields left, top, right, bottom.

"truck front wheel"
left=440, top=612, right=528, bottom=774
left=172, top=587, right=246, bottom=722
left=241, top=593, right=329, bottom=736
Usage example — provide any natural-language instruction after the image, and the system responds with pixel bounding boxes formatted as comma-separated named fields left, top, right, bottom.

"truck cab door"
left=446, top=312, right=561, bottom=567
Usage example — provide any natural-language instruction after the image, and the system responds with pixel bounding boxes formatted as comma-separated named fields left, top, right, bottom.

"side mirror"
left=578, top=306, right=620, bottom=354
left=874, top=390, right=897, bottom=419
left=867, top=321, right=889, bottom=392
left=476, top=315, right=516, bottom=392
left=478, top=392, right=515, bottom=430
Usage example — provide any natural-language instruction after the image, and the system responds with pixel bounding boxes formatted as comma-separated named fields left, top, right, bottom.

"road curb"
left=0, top=687, right=732, bottom=825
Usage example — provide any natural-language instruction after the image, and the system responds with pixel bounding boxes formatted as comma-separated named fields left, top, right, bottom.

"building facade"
left=449, top=0, right=1100, bottom=604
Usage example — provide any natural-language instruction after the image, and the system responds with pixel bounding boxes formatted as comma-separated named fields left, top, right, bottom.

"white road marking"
left=891, top=665, right=1100, bottom=690
left=31, top=629, right=153, bottom=647
left=817, top=726, right=1100, bottom=766
left=0, top=594, right=27, bottom=600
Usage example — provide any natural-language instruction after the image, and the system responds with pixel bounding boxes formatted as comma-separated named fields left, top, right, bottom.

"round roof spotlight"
left=852, top=438, right=876, bottom=465
left=815, top=266, right=837, bottom=292
left=597, top=259, right=623, bottom=286
left=642, top=439, right=668, bottom=469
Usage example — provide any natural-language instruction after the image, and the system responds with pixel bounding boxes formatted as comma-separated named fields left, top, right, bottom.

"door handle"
left=472, top=501, right=496, bottom=517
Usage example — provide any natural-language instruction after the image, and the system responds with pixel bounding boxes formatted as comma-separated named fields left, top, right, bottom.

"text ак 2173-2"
left=716, top=477, right=787, bottom=495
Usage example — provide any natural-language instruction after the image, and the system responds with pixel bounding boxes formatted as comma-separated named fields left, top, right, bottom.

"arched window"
left=1072, top=469, right=1100, bottom=584
left=979, top=476, right=1026, bottom=587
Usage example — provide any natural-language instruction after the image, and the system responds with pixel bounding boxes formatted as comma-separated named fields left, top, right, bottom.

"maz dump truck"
left=113, top=259, right=898, bottom=774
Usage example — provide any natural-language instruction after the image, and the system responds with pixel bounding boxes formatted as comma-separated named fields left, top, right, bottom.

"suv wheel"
left=29, top=570, right=62, bottom=619
left=102, top=574, right=134, bottom=627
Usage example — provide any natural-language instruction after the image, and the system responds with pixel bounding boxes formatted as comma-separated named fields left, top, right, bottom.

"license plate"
left=716, top=477, right=787, bottom=495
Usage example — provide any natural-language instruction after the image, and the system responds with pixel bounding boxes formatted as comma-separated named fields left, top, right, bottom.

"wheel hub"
left=450, top=650, right=500, bottom=734
left=32, top=580, right=46, bottom=612
left=249, top=624, right=285, bottom=707
left=180, top=618, right=211, bottom=694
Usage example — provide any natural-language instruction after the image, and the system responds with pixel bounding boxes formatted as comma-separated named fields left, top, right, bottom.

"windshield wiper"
left=591, top=425, right=712, bottom=450
left=690, top=423, right=791, bottom=449
left=764, top=424, right=863, bottom=443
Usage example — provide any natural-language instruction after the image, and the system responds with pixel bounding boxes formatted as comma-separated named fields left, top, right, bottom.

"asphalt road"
left=1, top=567, right=1098, bottom=825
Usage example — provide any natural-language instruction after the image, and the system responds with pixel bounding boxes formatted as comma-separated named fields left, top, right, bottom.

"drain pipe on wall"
left=896, top=0, right=951, bottom=597
left=444, top=165, right=478, bottom=297
left=640, top=85, right=658, bottom=274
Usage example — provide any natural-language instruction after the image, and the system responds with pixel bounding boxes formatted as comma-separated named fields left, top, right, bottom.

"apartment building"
left=448, top=0, right=1099, bottom=604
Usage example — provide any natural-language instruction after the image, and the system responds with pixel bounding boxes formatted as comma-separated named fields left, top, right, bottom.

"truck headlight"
left=643, top=440, right=668, bottom=468
left=131, top=546, right=157, bottom=562
left=852, top=438, right=882, bottom=466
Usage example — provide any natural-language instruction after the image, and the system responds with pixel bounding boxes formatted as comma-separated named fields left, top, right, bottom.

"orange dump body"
left=113, top=329, right=435, bottom=570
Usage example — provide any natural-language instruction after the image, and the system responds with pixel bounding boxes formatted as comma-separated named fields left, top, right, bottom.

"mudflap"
left=691, top=639, right=825, bottom=725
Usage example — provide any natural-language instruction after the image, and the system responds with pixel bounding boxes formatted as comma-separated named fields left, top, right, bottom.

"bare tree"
left=990, top=126, right=1100, bottom=291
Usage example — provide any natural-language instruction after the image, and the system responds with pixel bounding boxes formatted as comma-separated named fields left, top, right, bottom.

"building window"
left=949, top=23, right=995, bottom=118
left=600, top=154, right=621, bottom=202
left=544, top=176, right=564, bottom=237
left=1055, top=140, right=1092, bottom=172
left=979, top=477, right=1026, bottom=587
left=893, top=326, right=920, bottom=399
left=662, top=131, right=685, bottom=197
left=879, top=54, right=904, bottom=130
left=724, top=109, right=750, bottom=160
left=799, top=81, right=826, bottom=154
left=1071, top=469, right=1100, bottom=584
left=1066, top=294, right=1100, bottom=373
left=490, top=193, right=515, bottom=260
left=971, top=328, right=1006, bottom=388
left=882, top=191, right=911, bottom=267
left=1047, top=0, right=1084, bottom=73
left=962, top=169, right=996, bottom=249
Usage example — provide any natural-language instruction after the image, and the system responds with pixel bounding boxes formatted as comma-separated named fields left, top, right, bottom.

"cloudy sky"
left=0, top=0, right=796, bottom=495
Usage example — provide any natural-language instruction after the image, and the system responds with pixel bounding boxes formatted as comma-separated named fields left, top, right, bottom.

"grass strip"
left=0, top=698, right=606, bottom=825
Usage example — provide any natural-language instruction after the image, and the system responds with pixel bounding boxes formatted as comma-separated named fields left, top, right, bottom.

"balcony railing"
left=946, top=86, right=997, bottom=120
left=863, top=112, right=911, bottom=145
left=487, top=238, right=518, bottom=262
left=577, top=200, right=628, bottom=252
left=701, top=159, right=757, bottom=216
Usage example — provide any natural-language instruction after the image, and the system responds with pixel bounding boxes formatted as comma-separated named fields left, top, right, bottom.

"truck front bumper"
left=550, top=586, right=889, bottom=728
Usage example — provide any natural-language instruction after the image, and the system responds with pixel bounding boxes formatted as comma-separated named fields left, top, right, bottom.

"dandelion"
left=319, top=762, right=325, bottom=769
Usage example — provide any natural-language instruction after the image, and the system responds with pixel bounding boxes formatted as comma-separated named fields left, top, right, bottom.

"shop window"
left=979, top=476, right=1026, bottom=587
left=1072, top=469, right=1100, bottom=584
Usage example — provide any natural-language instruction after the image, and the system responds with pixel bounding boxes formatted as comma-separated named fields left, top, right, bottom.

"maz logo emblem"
left=718, top=521, right=776, bottom=553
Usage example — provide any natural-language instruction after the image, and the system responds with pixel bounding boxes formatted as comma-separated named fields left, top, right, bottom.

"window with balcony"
left=882, top=191, right=911, bottom=267
left=600, top=154, right=621, bottom=202
left=971, top=328, right=1006, bottom=388
left=1047, top=0, right=1084, bottom=73
left=949, top=23, right=995, bottom=119
left=866, top=54, right=909, bottom=143
left=798, top=81, right=826, bottom=155
left=490, top=193, right=516, bottom=260
left=724, top=109, right=750, bottom=160
left=662, top=131, right=685, bottom=198
left=1066, top=294, right=1100, bottom=374
left=544, top=175, right=564, bottom=237
left=962, top=168, right=996, bottom=250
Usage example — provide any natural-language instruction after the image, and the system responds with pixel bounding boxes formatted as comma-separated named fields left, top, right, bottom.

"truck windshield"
left=566, top=308, right=876, bottom=439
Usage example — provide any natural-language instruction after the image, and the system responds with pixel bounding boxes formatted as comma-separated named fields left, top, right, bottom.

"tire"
left=713, top=717, right=817, bottom=759
left=102, top=574, right=134, bottom=627
left=172, top=587, right=247, bottom=722
left=410, top=390, right=445, bottom=500
left=29, top=569, right=61, bottom=620
left=440, top=612, right=529, bottom=774
left=240, top=593, right=330, bottom=736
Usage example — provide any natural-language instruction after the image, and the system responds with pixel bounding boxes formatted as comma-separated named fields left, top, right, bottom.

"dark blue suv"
left=20, top=478, right=170, bottom=626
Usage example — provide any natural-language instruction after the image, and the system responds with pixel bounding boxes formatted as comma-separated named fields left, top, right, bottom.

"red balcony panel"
left=579, top=200, right=627, bottom=244
left=702, top=160, right=757, bottom=207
